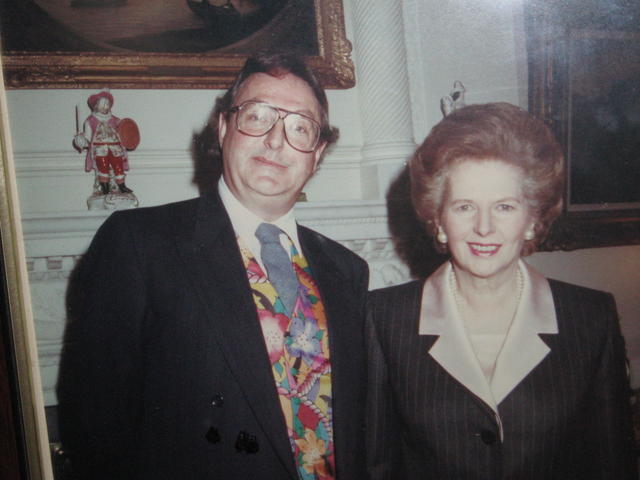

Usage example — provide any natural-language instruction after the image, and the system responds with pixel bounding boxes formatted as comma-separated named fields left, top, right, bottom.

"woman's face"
left=439, top=159, right=535, bottom=282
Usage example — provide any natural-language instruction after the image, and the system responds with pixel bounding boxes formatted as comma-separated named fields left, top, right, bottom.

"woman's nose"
left=474, top=209, right=494, bottom=236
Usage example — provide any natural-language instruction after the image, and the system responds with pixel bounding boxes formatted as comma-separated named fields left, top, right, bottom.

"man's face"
left=218, top=72, right=326, bottom=221
left=95, top=97, right=111, bottom=114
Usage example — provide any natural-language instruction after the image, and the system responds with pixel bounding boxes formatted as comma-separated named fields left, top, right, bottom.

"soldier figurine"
left=74, top=89, right=140, bottom=196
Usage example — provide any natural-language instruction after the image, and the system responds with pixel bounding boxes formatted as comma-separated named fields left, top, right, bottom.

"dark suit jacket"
left=366, top=275, right=637, bottom=479
left=58, top=191, right=369, bottom=479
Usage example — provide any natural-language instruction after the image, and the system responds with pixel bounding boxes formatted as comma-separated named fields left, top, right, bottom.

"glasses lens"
left=235, top=102, right=320, bottom=152
left=283, top=114, right=319, bottom=152
left=237, top=103, right=277, bottom=136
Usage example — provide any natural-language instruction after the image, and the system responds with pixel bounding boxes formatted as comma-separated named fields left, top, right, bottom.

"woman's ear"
left=524, top=222, right=536, bottom=241
left=436, top=225, right=448, bottom=244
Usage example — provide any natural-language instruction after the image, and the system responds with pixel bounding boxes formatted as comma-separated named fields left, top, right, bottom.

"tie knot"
left=255, top=222, right=284, bottom=245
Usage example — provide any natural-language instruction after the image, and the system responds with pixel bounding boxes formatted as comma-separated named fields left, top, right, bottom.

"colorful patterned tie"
left=255, top=223, right=299, bottom=317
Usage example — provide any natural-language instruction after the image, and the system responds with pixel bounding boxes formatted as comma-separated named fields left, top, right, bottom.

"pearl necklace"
left=449, top=265, right=524, bottom=329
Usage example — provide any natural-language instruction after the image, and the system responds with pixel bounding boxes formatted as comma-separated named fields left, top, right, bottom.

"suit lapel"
left=173, top=193, right=297, bottom=479
left=419, top=262, right=498, bottom=412
left=490, top=261, right=558, bottom=404
left=419, top=261, right=559, bottom=413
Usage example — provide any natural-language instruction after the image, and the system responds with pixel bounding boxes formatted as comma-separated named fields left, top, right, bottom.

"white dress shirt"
left=218, top=177, right=302, bottom=273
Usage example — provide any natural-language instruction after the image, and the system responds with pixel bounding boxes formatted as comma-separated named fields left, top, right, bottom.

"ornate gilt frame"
left=2, top=0, right=355, bottom=89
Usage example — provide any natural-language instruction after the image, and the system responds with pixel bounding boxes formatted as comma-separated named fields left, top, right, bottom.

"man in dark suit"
left=58, top=52, right=368, bottom=479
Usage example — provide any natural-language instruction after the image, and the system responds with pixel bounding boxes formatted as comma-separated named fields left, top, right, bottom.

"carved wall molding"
left=25, top=238, right=403, bottom=276
left=13, top=145, right=365, bottom=180
left=27, top=255, right=79, bottom=281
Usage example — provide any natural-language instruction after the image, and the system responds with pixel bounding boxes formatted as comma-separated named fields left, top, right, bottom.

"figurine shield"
left=118, top=118, right=140, bottom=150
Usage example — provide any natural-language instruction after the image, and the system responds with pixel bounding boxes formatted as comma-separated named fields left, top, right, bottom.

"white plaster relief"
left=29, top=278, right=69, bottom=405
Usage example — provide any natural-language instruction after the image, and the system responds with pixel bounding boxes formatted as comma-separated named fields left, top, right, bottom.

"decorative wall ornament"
left=440, top=80, right=466, bottom=117
left=73, top=90, right=140, bottom=210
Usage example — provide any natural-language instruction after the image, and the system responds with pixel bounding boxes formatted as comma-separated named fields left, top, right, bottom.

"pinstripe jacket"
left=366, top=261, right=637, bottom=479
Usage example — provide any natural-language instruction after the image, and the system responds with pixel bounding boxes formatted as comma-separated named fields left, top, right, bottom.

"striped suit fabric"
left=366, top=277, right=637, bottom=479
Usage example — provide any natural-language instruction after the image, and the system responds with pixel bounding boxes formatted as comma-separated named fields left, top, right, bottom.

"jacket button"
left=205, top=426, right=221, bottom=444
left=245, top=436, right=259, bottom=454
left=211, top=394, right=224, bottom=407
left=235, top=431, right=259, bottom=454
left=479, top=429, right=497, bottom=445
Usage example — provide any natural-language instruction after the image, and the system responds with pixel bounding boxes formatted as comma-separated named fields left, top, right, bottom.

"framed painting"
left=0, top=0, right=355, bottom=89
left=526, top=0, right=640, bottom=250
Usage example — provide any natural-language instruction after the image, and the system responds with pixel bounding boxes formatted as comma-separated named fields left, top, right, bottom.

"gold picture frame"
left=1, top=0, right=355, bottom=89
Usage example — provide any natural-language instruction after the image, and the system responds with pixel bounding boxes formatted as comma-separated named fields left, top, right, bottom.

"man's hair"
left=410, top=102, right=564, bottom=256
left=192, top=51, right=339, bottom=191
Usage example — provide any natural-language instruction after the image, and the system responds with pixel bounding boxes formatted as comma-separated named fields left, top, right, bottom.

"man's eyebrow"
left=242, top=98, right=318, bottom=119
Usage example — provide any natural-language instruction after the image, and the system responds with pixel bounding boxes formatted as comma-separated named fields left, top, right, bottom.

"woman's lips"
left=468, top=242, right=501, bottom=256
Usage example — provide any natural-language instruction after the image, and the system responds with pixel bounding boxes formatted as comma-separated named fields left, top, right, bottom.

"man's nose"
left=264, top=119, right=285, bottom=150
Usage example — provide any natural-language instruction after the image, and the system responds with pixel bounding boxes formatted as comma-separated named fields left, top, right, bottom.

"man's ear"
left=218, top=113, right=228, bottom=146
left=312, top=141, right=327, bottom=170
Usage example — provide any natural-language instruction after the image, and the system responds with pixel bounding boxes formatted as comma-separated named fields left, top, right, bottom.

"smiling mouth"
left=468, top=243, right=501, bottom=256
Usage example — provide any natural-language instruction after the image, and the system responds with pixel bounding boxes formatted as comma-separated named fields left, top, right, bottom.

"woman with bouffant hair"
left=366, top=103, right=637, bottom=479
left=411, top=102, right=564, bottom=255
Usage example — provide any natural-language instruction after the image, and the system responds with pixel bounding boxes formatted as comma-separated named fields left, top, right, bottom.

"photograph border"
left=526, top=1, right=640, bottom=250
left=0, top=70, right=52, bottom=478
left=2, top=0, right=355, bottom=90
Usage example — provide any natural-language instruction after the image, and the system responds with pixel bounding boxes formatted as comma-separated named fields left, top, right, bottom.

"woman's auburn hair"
left=409, top=102, right=564, bottom=256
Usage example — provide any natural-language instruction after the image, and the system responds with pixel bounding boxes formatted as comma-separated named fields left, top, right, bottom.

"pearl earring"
left=437, top=227, right=448, bottom=244
left=524, top=229, right=535, bottom=241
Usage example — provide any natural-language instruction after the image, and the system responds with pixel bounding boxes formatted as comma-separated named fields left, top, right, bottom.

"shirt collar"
left=419, top=259, right=558, bottom=336
left=218, top=176, right=302, bottom=259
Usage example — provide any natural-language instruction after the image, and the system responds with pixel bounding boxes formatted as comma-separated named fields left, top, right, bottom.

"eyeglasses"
left=228, top=101, right=322, bottom=153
